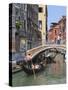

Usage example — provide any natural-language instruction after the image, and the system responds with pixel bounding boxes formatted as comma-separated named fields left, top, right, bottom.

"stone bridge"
left=26, top=45, right=66, bottom=58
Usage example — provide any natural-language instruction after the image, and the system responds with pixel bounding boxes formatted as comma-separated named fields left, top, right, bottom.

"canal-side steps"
left=12, top=65, right=22, bottom=74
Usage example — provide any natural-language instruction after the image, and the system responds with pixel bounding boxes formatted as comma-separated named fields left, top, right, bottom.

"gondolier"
left=25, top=54, right=32, bottom=68
left=23, top=54, right=45, bottom=74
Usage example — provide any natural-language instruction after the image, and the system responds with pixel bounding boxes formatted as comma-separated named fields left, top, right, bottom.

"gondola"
left=22, top=63, right=46, bottom=74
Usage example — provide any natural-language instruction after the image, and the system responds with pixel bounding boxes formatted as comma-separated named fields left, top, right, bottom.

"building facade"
left=9, top=3, right=27, bottom=55
left=27, top=4, right=42, bottom=50
left=9, top=3, right=43, bottom=56
left=48, top=16, right=66, bottom=44
left=58, top=16, right=66, bottom=44
left=48, top=23, right=60, bottom=44
left=38, top=5, right=47, bottom=45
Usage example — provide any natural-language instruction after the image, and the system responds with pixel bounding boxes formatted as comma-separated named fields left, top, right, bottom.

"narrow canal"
left=12, top=54, right=66, bottom=86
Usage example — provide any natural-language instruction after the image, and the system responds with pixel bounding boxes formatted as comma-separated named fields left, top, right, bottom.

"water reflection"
left=48, top=54, right=65, bottom=75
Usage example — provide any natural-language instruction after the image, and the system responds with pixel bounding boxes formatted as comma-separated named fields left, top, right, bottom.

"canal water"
left=12, top=54, right=66, bottom=86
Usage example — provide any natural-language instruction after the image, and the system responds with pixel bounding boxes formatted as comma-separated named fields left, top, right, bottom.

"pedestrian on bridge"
left=57, top=34, right=61, bottom=44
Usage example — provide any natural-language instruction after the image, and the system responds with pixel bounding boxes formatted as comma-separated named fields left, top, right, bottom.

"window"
left=39, top=7, right=43, bottom=12
left=18, top=16, right=20, bottom=20
left=63, top=28, right=65, bottom=32
left=15, top=8, right=19, bottom=15
left=38, top=20, right=42, bottom=29
left=55, top=30, right=57, bottom=35
left=20, top=39, right=26, bottom=51
left=24, top=5, right=27, bottom=11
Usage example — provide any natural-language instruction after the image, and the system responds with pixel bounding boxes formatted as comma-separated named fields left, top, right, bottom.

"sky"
left=47, top=5, right=66, bottom=30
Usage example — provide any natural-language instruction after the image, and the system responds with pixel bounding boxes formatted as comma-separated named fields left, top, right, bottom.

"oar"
left=31, top=59, right=36, bottom=79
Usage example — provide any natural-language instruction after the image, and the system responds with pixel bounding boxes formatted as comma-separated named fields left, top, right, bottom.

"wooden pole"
left=31, top=59, right=36, bottom=79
